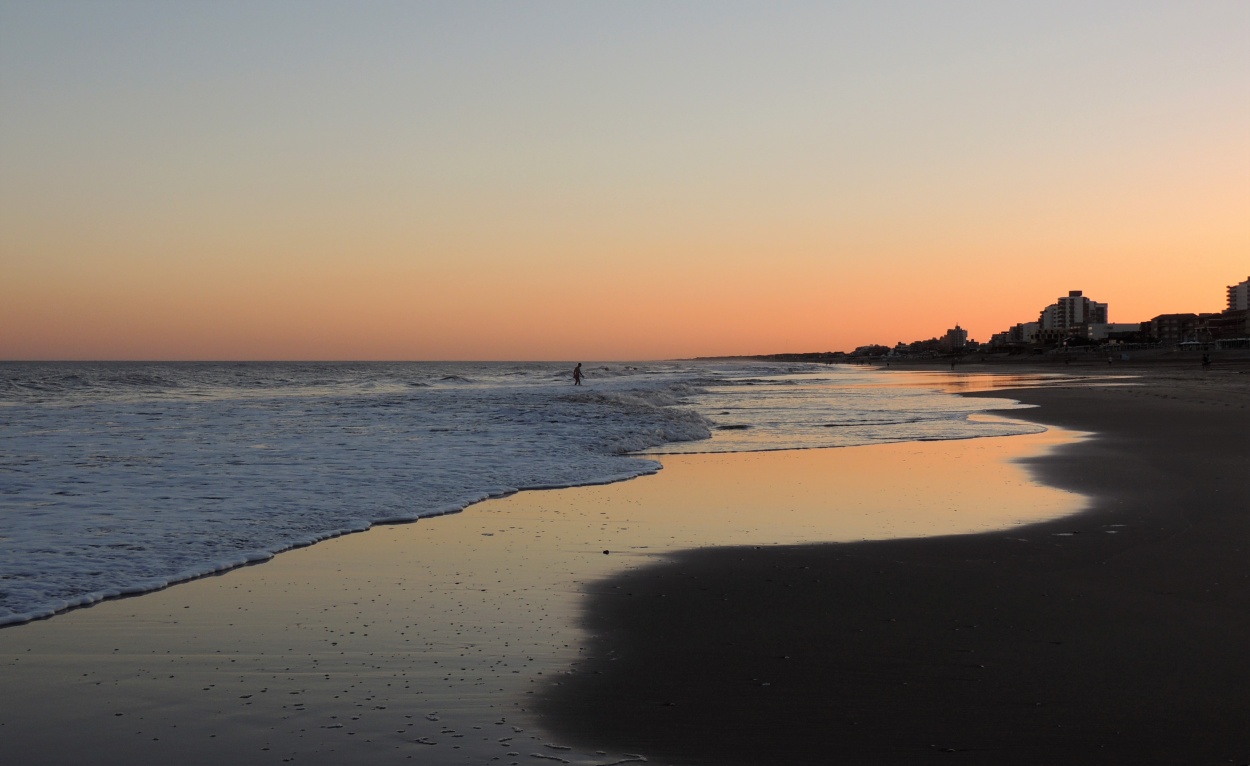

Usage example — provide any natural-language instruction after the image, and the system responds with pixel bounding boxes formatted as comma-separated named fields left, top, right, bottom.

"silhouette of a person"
left=573, top=363, right=583, bottom=386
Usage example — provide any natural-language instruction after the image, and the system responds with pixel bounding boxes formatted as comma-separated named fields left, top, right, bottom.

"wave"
left=0, top=360, right=1046, bottom=627
left=0, top=364, right=722, bottom=626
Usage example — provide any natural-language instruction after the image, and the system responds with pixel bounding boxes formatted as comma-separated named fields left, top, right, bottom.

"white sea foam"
left=0, top=361, right=1040, bottom=626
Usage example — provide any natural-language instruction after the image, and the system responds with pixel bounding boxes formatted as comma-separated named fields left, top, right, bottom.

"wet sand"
left=538, top=368, right=1250, bottom=764
left=0, top=388, right=1082, bottom=766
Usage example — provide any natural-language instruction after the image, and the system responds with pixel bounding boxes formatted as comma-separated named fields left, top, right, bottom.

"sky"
left=2, top=1, right=1248, bottom=361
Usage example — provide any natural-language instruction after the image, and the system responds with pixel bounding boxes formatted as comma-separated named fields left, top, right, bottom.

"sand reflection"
left=0, top=426, right=1085, bottom=766
left=488, top=425, right=1086, bottom=556
left=865, top=369, right=1136, bottom=393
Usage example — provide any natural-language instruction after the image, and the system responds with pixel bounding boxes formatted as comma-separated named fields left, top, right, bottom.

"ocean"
left=0, top=360, right=1044, bottom=627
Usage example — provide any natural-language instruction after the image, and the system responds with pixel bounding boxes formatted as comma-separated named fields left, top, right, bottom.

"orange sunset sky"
left=2, top=2, right=1248, bottom=361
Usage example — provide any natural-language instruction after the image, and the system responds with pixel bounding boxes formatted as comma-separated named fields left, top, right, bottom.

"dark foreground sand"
left=538, top=369, right=1250, bottom=765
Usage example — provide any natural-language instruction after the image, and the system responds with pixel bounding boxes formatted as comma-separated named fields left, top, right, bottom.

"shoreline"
left=2, top=366, right=1244, bottom=764
left=0, top=381, right=1084, bottom=766
left=0, top=464, right=662, bottom=630
left=0, top=362, right=1052, bottom=631
left=536, top=368, right=1250, bottom=764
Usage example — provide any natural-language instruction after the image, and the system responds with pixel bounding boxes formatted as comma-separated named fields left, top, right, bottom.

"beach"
left=6, top=5, right=1248, bottom=763
left=540, top=365, right=1250, bottom=764
left=1, top=366, right=1247, bottom=764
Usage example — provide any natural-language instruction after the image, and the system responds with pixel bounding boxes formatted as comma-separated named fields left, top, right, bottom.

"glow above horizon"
left=2, top=1, right=1247, bottom=361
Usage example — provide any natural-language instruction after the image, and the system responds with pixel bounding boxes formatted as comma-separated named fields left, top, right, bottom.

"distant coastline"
left=697, top=346, right=1250, bottom=371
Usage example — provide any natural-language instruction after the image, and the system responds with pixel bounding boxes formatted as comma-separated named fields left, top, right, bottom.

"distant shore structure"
left=725, top=274, right=1249, bottom=362
left=1037, top=290, right=1108, bottom=344
left=941, top=325, right=967, bottom=352
left=1228, top=276, right=1250, bottom=312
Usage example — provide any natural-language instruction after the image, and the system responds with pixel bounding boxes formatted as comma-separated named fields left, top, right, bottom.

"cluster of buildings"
left=987, top=290, right=1133, bottom=348
left=866, top=277, right=1250, bottom=359
left=986, top=277, right=1250, bottom=351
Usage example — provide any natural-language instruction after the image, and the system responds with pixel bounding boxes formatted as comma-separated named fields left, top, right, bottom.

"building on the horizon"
left=940, top=325, right=968, bottom=352
left=1147, top=313, right=1204, bottom=346
left=1086, top=323, right=1146, bottom=342
left=1207, top=310, right=1250, bottom=341
left=1200, top=276, right=1250, bottom=343
left=988, top=321, right=1039, bottom=349
left=851, top=344, right=891, bottom=358
left=1228, top=276, right=1250, bottom=312
left=1040, top=289, right=1109, bottom=331
left=1037, top=290, right=1108, bottom=343
left=1211, top=312, right=1250, bottom=341
left=978, top=277, right=1248, bottom=353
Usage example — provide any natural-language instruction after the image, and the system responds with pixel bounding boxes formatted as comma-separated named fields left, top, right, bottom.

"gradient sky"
left=2, top=1, right=1248, bottom=360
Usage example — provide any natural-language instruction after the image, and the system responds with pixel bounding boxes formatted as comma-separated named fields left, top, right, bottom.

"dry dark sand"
left=538, top=369, right=1250, bottom=765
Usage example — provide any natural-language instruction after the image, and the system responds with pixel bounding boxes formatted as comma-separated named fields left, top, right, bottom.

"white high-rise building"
left=1228, top=277, right=1250, bottom=312
left=1038, top=290, right=1108, bottom=335
left=941, top=325, right=968, bottom=351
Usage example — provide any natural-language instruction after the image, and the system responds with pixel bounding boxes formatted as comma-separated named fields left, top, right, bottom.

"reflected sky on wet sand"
left=0, top=426, right=1085, bottom=765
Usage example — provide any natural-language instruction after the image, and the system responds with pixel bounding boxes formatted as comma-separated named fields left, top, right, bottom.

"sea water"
left=0, top=360, right=1042, bottom=626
